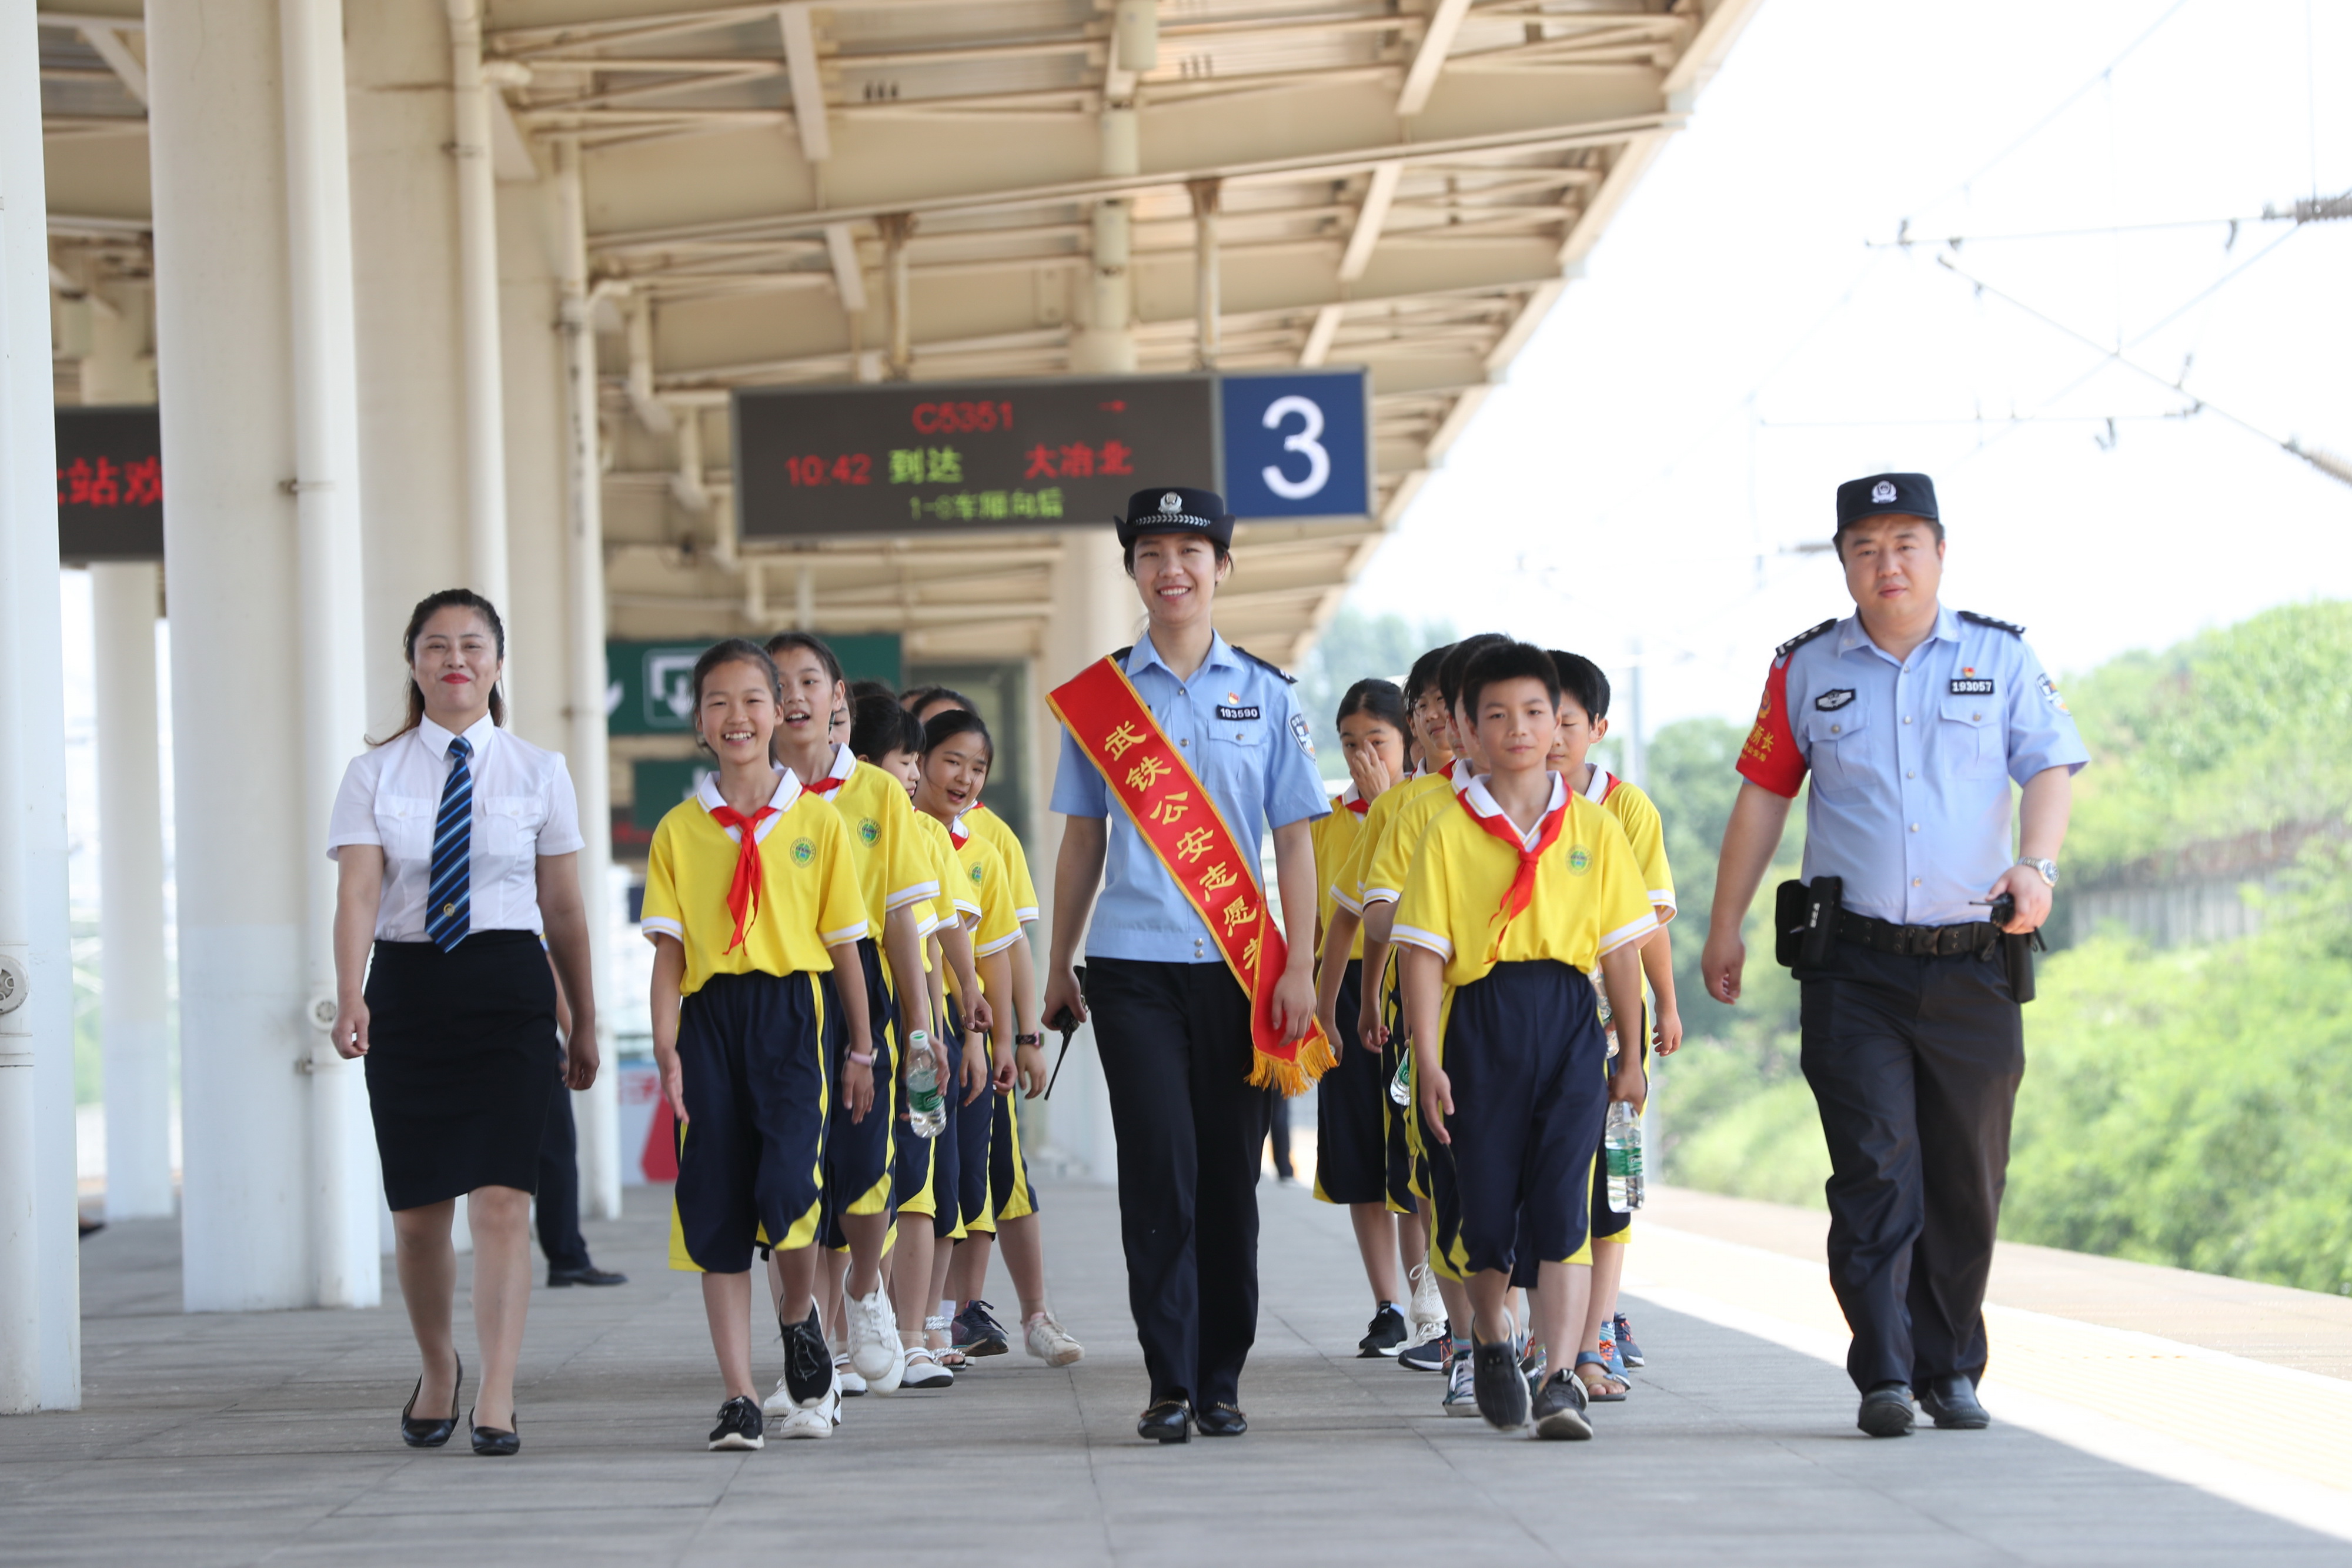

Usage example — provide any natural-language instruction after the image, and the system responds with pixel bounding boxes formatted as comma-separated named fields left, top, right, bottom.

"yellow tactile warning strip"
left=1623, top=1210, right=2352, bottom=1544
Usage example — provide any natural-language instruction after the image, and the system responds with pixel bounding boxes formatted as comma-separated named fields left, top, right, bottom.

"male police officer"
left=1699, top=473, right=2086, bottom=1437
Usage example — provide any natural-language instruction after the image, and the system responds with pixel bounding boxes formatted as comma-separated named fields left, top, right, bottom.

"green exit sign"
left=606, top=634, right=903, bottom=735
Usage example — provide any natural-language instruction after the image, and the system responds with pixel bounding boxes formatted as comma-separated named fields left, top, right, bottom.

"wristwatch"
left=1014, top=1032, right=1043, bottom=1047
left=2017, top=857, right=2059, bottom=887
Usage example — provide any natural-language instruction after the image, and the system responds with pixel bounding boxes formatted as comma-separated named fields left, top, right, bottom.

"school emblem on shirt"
left=1815, top=688, right=1856, bottom=711
left=857, top=817, right=879, bottom=845
left=1566, top=844, right=1592, bottom=876
left=1949, top=677, right=1995, bottom=696
left=1289, top=713, right=1317, bottom=758
left=968, top=864, right=984, bottom=887
left=790, top=837, right=816, bottom=867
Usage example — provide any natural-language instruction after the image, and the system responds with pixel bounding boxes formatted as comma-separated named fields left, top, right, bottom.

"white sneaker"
left=1406, top=1263, right=1446, bottom=1345
left=848, top=1285, right=900, bottom=1383
left=777, top=1380, right=840, bottom=1439
left=900, top=1346, right=955, bottom=1389
left=1023, top=1310, right=1085, bottom=1367
left=833, top=1351, right=867, bottom=1397
left=868, top=1340, right=907, bottom=1396
left=762, top=1372, right=796, bottom=1416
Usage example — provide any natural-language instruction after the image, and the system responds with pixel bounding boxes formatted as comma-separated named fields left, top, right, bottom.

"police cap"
left=1114, top=486, right=1235, bottom=550
left=1835, top=472, right=1939, bottom=531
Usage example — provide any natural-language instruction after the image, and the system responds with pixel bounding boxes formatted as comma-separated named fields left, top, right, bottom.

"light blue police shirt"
left=1736, top=604, right=2089, bottom=927
left=1051, top=631, right=1331, bottom=962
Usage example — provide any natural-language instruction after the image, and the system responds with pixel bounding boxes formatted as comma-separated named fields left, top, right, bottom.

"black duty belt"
left=1837, top=911, right=2004, bottom=959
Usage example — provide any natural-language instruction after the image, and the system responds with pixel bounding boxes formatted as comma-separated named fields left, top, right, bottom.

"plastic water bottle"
left=904, top=1030, right=945, bottom=1139
left=1605, top=1101, right=1645, bottom=1212
left=1388, top=1048, right=1412, bottom=1107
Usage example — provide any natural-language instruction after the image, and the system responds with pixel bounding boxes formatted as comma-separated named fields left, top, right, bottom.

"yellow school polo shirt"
left=1583, top=767, right=1676, bottom=918
left=965, top=801, right=1039, bottom=925
left=912, top=811, right=974, bottom=944
left=1311, top=787, right=1374, bottom=961
left=818, top=746, right=941, bottom=938
left=640, top=770, right=868, bottom=997
left=953, top=824, right=1021, bottom=961
left=1329, top=766, right=1455, bottom=915
left=1358, top=760, right=1477, bottom=911
left=1391, top=771, right=1657, bottom=992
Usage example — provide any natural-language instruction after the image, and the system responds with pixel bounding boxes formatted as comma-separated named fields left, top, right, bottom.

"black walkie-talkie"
left=1043, top=965, right=1085, bottom=1098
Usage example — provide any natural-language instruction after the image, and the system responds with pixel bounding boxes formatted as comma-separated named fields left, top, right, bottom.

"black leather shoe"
left=400, top=1353, right=462, bottom=1449
left=547, top=1265, right=629, bottom=1288
left=469, top=1406, right=520, bottom=1457
left=1137, top=1399, right=1192, bottom=1443
left=1918, top=1374, right=1990, bottom=1429
left=1196, top=1403, right=1248, bottom=1437
left=1857, top=1382, right=1916, bottom=1438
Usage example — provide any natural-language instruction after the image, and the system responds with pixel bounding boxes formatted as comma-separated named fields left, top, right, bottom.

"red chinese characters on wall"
left=57, top=454, right=163, bottom=511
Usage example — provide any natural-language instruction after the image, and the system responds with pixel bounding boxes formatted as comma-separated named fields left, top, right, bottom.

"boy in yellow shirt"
left=1392, top=640, right=1655, bottom=1439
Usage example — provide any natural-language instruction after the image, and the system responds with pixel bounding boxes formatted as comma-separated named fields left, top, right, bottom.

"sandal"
left=1575, top=1350, right=1630, bottom=1402
left=926, top=1315, right=968, bottom=1370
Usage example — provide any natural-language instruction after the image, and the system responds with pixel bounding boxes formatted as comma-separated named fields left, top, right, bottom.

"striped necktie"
left=426, top=734, right=474, bottom=952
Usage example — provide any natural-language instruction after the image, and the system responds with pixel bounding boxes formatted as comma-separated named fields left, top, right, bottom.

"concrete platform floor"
left=5, top=1180, right=2347, bottom=1567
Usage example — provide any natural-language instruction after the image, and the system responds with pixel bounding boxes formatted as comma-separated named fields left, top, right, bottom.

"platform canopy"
left=41, top=0, right=1761, bottom=670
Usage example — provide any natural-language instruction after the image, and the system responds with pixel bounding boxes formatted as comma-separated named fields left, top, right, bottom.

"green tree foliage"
left=1295, top=606, right=1456, bottom=771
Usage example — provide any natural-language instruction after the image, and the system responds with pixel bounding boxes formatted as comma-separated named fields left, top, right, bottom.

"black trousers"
left=1087, top=957, right=1269, bottom=1410
left=1799, top=942, right=2023, bottom=1393
left=535, top=1073, right=590, bottom=1273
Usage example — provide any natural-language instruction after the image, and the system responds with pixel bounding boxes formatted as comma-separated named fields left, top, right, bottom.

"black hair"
left=1548, top=651, right=1611, bottom=723
left=1833, top=515, right=1946, bottom=559
left=848, top=677, right=894, bottom=706
left=1438, top=632, right=1511, bottom=716
left=375, top=587, right=507, bottom=745
left=901, top=683, right=977, bottom=718
left=1404, top=643, right=1453, bottom=707
left=688, top=639, right=784, bottom=757
left=1461, top=640, right=1562, bottom=720
left=763, top=631, right=846, bottom=690
left=1121, top=536, right=1232, bottom=574
left=922, top=707, right=994, bottom=764
left=898, top=706, right=928, bottom=755
left=849, top=689, right=913, bottom=762
left=1336, top=677, right=1408, bottom=736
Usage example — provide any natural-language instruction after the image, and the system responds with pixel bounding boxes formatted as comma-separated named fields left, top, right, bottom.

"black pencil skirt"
left=364, top=931, right=562, bottom=1212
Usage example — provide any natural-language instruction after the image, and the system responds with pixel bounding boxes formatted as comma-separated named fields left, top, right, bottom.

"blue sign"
left=1218, top=369, right=1372, bottom=519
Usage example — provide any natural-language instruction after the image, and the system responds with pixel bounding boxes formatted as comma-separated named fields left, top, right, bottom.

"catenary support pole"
left=447, top=0, right=510, bottom=617
left=1, top=0, right=85, bottom=1410
left=282, top=0, right=381, bottom=1308
left=553, top=138, right=622, bottom=1218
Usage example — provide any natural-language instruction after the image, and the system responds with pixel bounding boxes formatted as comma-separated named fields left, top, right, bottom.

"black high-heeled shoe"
left=400, top=1352, right=463, bottom=1448
left=469, top=1405, right=520, bottom=1457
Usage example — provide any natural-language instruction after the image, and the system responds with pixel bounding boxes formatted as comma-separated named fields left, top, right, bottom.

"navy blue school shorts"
left=1313, top=959, right=1388, bottom=1206
left=1426, top=960, right=1609, bottom=1282
left=667, top=969, right=831, bottom=1274
left=821, top=937, right=898, bottom=1248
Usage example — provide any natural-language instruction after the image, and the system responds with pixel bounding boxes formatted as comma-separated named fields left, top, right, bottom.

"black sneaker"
left=1612, top=1312, right=1645, bottom=1368
left=1397, top=1328, right=1448, bottom=1373
left=708, top=1395, right=764, bottom=1450
left=1531, top=1369, right=1593, bottom=1440
left=782, top=1313, right=835, bottom=1409
left=1472, top=1339, right=1529, bottom=1430
left=953, top=1299, right=1010, bottom=1358
left=1357, top=1303, right=1409, bottom=1358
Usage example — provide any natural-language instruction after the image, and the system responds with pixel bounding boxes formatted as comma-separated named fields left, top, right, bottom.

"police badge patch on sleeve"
left=2037, top=673, right=2071, bottom=714
left=1290, top=714, right=1317, bottom=758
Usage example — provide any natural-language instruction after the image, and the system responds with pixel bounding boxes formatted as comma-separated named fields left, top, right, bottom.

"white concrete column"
left=149, top=0, right=377, bottom=1311
left=92, top=563, right=172, bottom=1221
left=447, top=0, right=510, bottom=616
left=1071, top=106, right=1138, bottom=376
left=78, top=284, right=153, bottom=406
left=1, top=0, right=84, bottom=1411
left=554, top=139, right=621, bottom=1218
left=282, top=0, right=381, bottom=1310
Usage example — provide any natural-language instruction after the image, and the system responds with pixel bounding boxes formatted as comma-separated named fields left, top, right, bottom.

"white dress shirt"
left=328, top=714, right=586, bottom=941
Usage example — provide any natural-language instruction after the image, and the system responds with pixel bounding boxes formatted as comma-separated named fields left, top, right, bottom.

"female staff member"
left=1042, top=486, right=1328, bottom=1443
left=328, top=589, right=598, bottom=1457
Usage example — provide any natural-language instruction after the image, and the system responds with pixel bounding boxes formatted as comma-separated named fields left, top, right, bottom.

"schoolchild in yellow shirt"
left=1307, top=679, right=1424, bottom=1358
left=643, top=640, right=873, bottom=1449
left=1545, top=651, right=1681, bottom=1400
left=764, top=634, right=943, bottom=1399
left=912, top=707, right=1086, bottom=1368
left=1392, top=640, right=1656, bottom=1440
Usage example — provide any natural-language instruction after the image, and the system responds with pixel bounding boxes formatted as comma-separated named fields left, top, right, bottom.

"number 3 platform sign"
left=733, top=368, right=1369, bottom=540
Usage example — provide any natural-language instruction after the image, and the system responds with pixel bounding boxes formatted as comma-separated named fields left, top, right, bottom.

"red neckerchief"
left=800, top=747, right=851, bottom=797
left=1456, top=777, right=1569, bottom=962
left=708, top=804, right=780, bottom=952
left=948, top=816, right=970, bottom=851
left=1341, top=784, right=1370, bottom=816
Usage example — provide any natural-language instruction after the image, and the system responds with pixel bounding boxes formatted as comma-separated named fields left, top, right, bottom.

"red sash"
left=1048, top=656, right=1335, bottom=1095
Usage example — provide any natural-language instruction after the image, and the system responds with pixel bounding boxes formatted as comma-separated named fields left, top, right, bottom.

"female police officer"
left=1700, top=473, right=2086, bottom=1439
left=1041, top=486, right=1329, bottom=1443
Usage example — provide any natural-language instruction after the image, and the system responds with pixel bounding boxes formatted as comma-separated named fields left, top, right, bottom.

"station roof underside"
left=40, top=0, right=1760, bottom=670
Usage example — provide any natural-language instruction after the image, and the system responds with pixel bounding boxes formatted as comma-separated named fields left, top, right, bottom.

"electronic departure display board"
left=734, top=373, right=1217, bottom=540
left=56, top=405, right=163, bottom=563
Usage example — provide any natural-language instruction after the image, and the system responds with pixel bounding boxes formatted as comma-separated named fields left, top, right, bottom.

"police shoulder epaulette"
left=1230, top=644, right=1298, bottom=684
left=1773, top=618, right=1838, bottom=660
left=1957, top=611, right=2026, bottom=637
left=1110, top=645, right=1134, bottom=664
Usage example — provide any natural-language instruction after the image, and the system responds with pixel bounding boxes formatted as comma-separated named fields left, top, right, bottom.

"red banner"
left=1049, top=656, right=1334, bottom=1095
